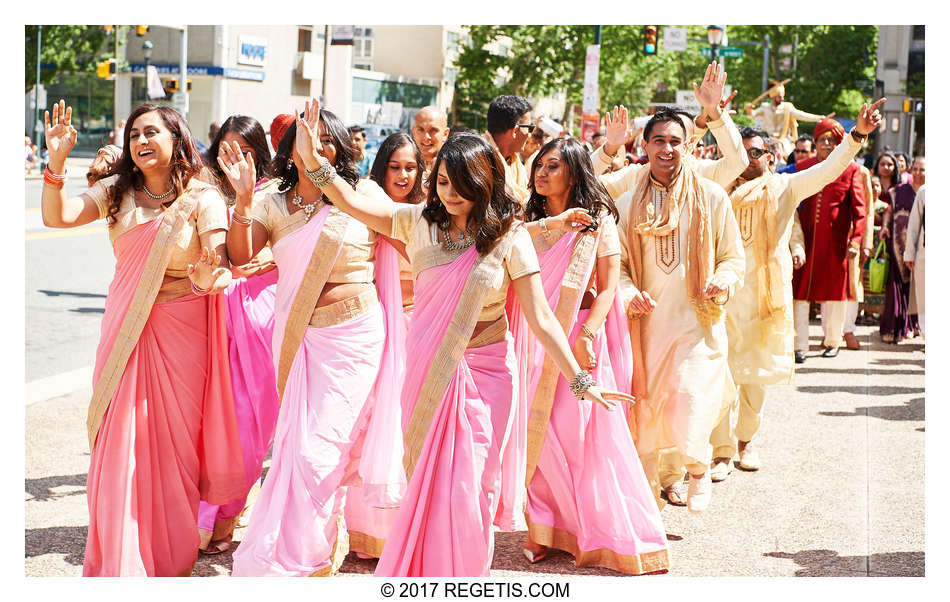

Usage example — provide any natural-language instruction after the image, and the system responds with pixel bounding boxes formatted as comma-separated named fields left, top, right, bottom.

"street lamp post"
left=143, top=40, right=153, bottom=104
left=707, top=25, right=725, bottom=66
left=34, top=25, right=42, bottom=149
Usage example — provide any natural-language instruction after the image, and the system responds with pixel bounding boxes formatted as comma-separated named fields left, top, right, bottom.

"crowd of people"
left=38, top=60, right=921, bottom=578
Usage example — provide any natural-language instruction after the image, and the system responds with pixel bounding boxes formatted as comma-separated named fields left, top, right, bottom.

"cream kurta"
left=726, top=133, right=863, bottom=385
left=592, top=112, right=748, bottom=192
left=616, top=176, right=744, bottom=467
left=749, top=101, right=823, bottom=156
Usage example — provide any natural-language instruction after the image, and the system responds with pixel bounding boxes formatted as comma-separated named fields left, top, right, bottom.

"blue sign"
left=130, top=64, right=264, bottom=82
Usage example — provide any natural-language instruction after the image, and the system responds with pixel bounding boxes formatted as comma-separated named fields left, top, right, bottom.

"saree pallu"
left=197, top=266, right=280, bottom=535
left=375, top=248, right=519, bottom=577
left=83, top=218, right=243, bottom=577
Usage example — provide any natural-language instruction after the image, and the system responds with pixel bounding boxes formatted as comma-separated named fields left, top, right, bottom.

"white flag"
left=146, top=65, right=165, bottom=100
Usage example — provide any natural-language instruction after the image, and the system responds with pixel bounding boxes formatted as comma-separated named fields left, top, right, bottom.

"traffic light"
left=643, top=25, right=658, bottom=55
left=163, top=79, right=192, bottom=93
left=96, top=59, right=116, bottom=79
left=902, top=99, right=924, bottom=113
left=102, top=25, right=114, bottom=34
left=136, top=25, right=149, bottom=36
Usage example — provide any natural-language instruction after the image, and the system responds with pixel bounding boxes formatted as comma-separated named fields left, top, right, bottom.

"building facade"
left=875, top=25, right=925, bottom=155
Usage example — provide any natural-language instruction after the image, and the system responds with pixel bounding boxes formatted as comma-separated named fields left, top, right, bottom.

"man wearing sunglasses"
left=778, top=135, right=817, bottom=174
left=485, top=95, right=533, bottom=203
left=707, top=101, right=884, bottom=483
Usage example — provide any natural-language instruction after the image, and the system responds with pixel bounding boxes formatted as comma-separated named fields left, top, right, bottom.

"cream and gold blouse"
left=81, top=175, right=229, bottom=279
left=391, top=203, right=540, bottom=322
left=251, top=179, right=387, bottom=284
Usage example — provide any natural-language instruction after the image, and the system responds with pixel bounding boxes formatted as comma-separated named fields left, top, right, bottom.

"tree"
left=24, top=25, right=108, bottom=92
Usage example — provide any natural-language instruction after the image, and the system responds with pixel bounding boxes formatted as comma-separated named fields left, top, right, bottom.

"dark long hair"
left=369, top=132, right=425, bottom=204
left=103, top=104, right=204, bottom=224
left=268, top=109, right=360, bottom=197
left=526, top=137, right=618, bottom=224
left=873, top=151, right=901, bottom=191
left=205, top=115, right=272, bottom=198
left=421, top=133, right=521, bottom=255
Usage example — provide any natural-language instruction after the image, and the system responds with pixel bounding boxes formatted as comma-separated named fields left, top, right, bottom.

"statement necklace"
left=440, top=222, right=476, bottom=251
left=291, top=188, right=319, bottom=221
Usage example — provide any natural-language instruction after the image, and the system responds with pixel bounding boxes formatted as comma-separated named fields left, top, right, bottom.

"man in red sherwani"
left=792, top=118, right=867, bottom=361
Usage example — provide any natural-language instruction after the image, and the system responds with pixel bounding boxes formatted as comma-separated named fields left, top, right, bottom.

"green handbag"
left=868, top=239, right=889, bottom=293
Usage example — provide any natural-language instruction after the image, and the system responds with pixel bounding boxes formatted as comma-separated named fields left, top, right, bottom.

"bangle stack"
left=569, top=370, right=596, bottom=400
left=191, top=280, right=211, bottom=296
left=232, top=211, right=253, bottom=227
left=43, top=166, right=65, bottom=188
left=305, top=161, right=337, bottom=188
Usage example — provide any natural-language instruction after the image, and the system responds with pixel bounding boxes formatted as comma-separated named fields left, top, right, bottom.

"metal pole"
left=594, top=25, right=601, bottom=45
left=321, top=25, right=331, bottom=105
left=114, top=26, right=119, bottom=138
left=179, top=27, right=188, bottom=117
left=34, top=25, right=42, bottom=148
left=792, top=33, right=798, bottom=74
left=762, top=34, right=770, bottom=94
left=907, top=113, right=916, bottom=156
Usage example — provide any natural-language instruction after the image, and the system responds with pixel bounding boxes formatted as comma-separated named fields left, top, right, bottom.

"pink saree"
left=518, top=231, right=669, bottom=574
left=83, top=210, right=244, bottom=577
left=231, top=205, right=404, bottom=577
left=375, top=235, right=520, bottom=577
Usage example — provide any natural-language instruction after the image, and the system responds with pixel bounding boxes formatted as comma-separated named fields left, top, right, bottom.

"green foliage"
left=25, top=25, right=109, bottom=92
left=454, top=25, right=878, bottom=127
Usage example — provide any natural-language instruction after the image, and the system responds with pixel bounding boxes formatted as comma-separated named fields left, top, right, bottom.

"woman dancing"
left=290, top=98, right=633, bottom=577
left=42, top=100, right=244, bottom=576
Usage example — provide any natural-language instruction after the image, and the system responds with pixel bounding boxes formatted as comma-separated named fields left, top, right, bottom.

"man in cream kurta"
left=707, top=122, right=869, bottom=480
left=744, top=81, right=828, bottom=158
left=615, top=108, right=745, bottom=514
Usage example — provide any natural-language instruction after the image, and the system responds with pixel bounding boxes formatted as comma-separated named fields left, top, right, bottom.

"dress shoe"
left=686, top=473, right=712, bottom=514
left=709, top=458, right=733, bottom=482
left=794, top=351, right=806, bottom=364
left=737, top=444, right=761, bottom=471
left=661, top=480, right=688, bottom=506
left=821, top=346, right=839, bottom=358
left=843, top=332, right=860, bottom=350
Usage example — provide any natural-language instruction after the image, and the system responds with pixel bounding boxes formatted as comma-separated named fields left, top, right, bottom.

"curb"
left=25, top=366, right=92, bottom=405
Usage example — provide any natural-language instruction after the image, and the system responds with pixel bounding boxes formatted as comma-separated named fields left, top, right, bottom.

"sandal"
left=522, top=540, right=548, bottom=564
left=662, top=481, right=688, bottom=506
left=199, top=539, right=231, bottom=555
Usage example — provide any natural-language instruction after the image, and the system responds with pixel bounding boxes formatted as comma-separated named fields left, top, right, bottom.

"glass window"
left=298, top=28, right=312, bottom=52
left=912, top=25, right=925, bottom=40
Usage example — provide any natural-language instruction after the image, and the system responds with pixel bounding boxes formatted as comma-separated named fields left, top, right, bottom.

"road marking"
left=26, top=365, right=93, bottom=405
left=27, top=227, right=108, bottom=241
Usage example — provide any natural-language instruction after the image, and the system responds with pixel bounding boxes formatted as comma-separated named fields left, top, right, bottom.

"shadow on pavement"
left=819, top=397, right=924, bottom=421
left=25, top=525, right=87, bottom=566
left=764, top=549, right=924, bottom=576
left=796, top=385, right=923, bottom=396
left=795, top=367, right=924, bottom=376
left=37, top=290, right=107, bottom=299
left=871, top=358, right=924, bottom=368
left=25, top=473, right=86, bottom=502
left=69, top=307, right=105, bottom=314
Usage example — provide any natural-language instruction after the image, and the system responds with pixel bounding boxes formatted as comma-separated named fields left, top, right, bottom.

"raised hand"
left=694, top=62, right=727, bottom=118
left=582, top=386, right=635, bottom=411
left=294, top=98, right=326, bottom=170
left=188, top=246, right=227, bottom=292
left=216, top=140, right=257, bottom=201
left=721, top=89, right=739, bottom=114
left=44, top=99, right=78, bottom=163
left=855, top=98, right=886, bottom=135
left=604, top=105, right=628, bottom=148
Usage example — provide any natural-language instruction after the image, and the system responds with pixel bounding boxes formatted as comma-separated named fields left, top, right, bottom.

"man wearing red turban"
left=791, top=118, right=868, bottom=360
left=269, top=113, right=294, bottom=153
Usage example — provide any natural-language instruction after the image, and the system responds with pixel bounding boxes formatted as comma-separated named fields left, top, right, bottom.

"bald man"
left=412, top=106, right=450, bottom=171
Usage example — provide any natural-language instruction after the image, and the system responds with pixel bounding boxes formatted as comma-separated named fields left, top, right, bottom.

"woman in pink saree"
left=343, top=132, right=424, bottom=558
left=41, top=101, right=244, bottom=577
left=517, top=138, right=668, bottom=574
left=293, top=98, right=634, bottom=577
left=224, top=107, right=404, bottom=577
left=195, top=115, right=280, bottom=554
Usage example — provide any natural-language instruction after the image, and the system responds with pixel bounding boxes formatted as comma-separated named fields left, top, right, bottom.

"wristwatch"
left=849, top=128, right=867, bottom=142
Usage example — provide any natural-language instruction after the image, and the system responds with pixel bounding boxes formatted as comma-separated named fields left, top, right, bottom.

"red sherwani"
left=792, top=158, right=866, bottom=302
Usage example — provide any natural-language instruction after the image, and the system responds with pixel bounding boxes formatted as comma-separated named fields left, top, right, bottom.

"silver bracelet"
left=569, top=370, right=596, bottom=400
left=540, top=217, right=549, bottom=235
left=305, top=162, right=336, bottom=188
left=231, top=211, right=252, bottom=226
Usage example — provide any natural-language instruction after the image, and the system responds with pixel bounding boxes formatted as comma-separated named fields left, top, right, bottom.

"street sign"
left=582, top=44, right=600, bottom=113
left=171, top=91, right=189, bottom=115
left=580, top=112, right=599, bottom=143
left=675, top=90, right=702, bottom=116
left=701, top=46, right=744, bottom=58
left=663, top=26, right=687, bottom=52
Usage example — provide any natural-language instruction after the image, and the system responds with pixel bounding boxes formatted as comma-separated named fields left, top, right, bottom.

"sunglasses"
left=746, top=147, right=769, bottom=159
left=793, top=148, right=811, bottom=154
left=516, top=123, right=536, bottom=133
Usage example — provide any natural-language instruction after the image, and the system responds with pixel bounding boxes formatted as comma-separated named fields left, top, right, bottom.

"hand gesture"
left=861, top=248, right=872, bottom=263
left=188, top=246, right=227, bottom=292
left=581, top=386, right=635, bottom=412
left=216, top=140, right=257, bottom=202
left=721, top=90, right=739, bottom=116
left=694, top=62, right=727, bottom=118
left=44, top=99, right=78, bottom=162
left=855, top=98, right=886, bottom=136
left=552, top=207, right=594, bottom=232
left=703, top=274, right=730, bottom=302
left=627, top=290, right=656, bottom=317
left=792, top=255, right=804, bottom=270
left=294, top=98, right=326, bottom=169
left=604, top=105, right=628, bottom=148
left=572, top=334, right=596, bottom=372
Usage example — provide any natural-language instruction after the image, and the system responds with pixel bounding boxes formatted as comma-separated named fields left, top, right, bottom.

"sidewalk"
left=24, top=322, right=925, bottom=577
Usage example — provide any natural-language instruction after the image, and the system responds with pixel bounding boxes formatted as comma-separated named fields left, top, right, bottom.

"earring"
left=287, top=158, right=293, bottom=170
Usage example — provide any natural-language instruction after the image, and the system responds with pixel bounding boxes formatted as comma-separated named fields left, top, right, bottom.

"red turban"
left=269, top=114, right=295, bottom=152
left=814, top=118, right=844, bottom=144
